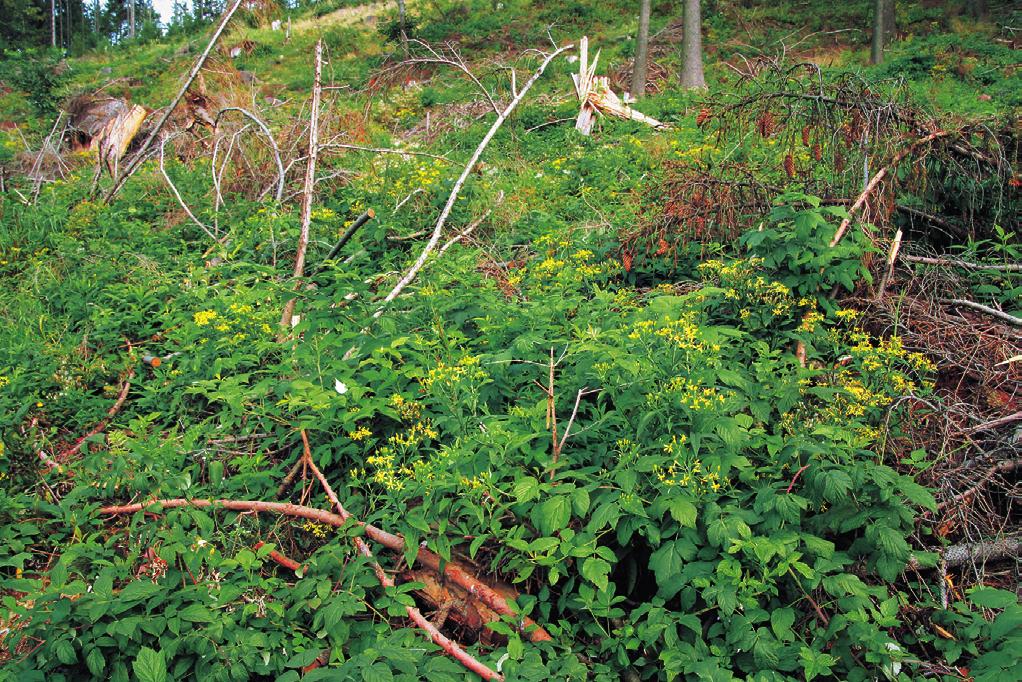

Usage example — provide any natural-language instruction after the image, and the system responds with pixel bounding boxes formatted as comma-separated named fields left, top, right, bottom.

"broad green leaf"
left=132, top=647, right=167, bottom=682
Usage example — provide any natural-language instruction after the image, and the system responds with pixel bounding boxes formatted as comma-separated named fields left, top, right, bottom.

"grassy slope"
left=0, top=1, right=1020, bottom=680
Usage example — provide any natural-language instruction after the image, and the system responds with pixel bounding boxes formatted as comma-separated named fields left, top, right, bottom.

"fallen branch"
left=967, top=411, right=1022, bottom=434
left=320, top=143, right=451, bottom=163
left=58, top=364, right=136, bottom=464
left=103, top=0, right=245, bottom=203
left=937, top=458, right=1022, bottom=511
left=903, top=255, right=1022, bottom=273
left=253, top=541, right=303, bottom=572
left=909, top=536, right=1021, bottom=569
left=942, top=298, right=1022, bottom=327
left=99, top=496, right=552, bottom=642
left=298, top=431, right=502, bottom=680
left=279, top=39, right=323, bottom=336
left=830, top=130, right=951, bottom=247
left=215, top=107, right=286, bottom=203
left=159, top=135, right=219, bottom=241
left=437, top=191, right=504, bottom=257
left=374, top=43, right=573, bottom=320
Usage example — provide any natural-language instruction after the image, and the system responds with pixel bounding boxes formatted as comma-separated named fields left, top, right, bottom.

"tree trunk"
left=396, top=0, right=408, bottom=55
left=969, top=0, right=988, bottom=20
left=630, top=0, right=652, bottom=100
left=51, top=0, right=57, bottom=47
left=870, top=0, right=884, bottom=65
left=882, top=0, right=895, bottom=46
left=680, top=0, right=705, bottom=89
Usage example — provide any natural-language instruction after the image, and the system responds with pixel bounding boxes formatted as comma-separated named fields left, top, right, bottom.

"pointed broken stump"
left=571, top=36, right=666, bottom=135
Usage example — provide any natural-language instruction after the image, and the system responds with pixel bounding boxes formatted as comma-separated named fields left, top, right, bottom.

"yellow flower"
left=349, top=426, right=372, bottom=442
left=193, top=310, right=218, bottom=326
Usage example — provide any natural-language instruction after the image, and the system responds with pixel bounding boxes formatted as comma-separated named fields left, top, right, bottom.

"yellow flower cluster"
left=628, top=312, right=719, bottom=354
left=301, top=520, right=331, bottom=538
left=387, top=419, right=438, bottom=447
left=390, top=393, right=422, bottom=422
left=653, top=458, right=728, bottom=494
left=194, top=310, right=218, bottom=326
left=310, top=207, right=337, bottom=221
left=348, top=426, right=372, bottom=442
left=358, top=439, right=452, bottom=493
left=662, top=433, right=688, bottom=455
left=699, top=258, right=796, bottom=318
left=0, top=375, right=9, bottom=388
left=664, top=376, right=728, bottom=412
left=849, top=334, right=936, bottom=374
left=422, top=356, right=487, bottom=390
left=798, top=310, right=825, bottom=333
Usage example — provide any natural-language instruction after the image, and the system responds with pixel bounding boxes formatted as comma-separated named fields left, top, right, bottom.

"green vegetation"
left=1, top=1, right=1019, bottom=681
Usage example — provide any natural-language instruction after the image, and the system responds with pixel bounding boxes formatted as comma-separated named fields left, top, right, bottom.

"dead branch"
left=99, top=496, right=552, bottom=642
left=374, top=43, right=573, bottom=320
left=103, top=0, right=245, bottom=203
left=279, top=39, right=323, bottom=335
left=400, top=40, right=500, bottom=116
left=910, top=536, right=1021, bottom=569
left=252, top=541, right=303, bottom=572
left=903, top=255, right=1022, bottom=273
left=937, top=458, right=1022, bottom=511
left=58, top=363, right=135, bottom=464
left=320, top=142, right=451, bottom=163
left=298, top=431, right=502, bottom=680
left=943, top=298, right=1022, bottom=328
left=437, top=191, right=504, bottom=256
left=159, top=135, right=219, bottom=241
left=214, top=107, right=286, bottom=203
left=830, top=130, right=952, bottom=247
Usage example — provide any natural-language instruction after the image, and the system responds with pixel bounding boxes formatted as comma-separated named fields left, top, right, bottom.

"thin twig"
left=159, top=135, right=219, bottom=240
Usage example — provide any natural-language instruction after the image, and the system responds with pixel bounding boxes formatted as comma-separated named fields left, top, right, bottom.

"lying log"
left=572, top=36, right=665, bottom=135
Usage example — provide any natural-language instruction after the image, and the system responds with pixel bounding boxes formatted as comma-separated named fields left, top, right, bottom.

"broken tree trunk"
left=572, top=36, right=665, bottom=135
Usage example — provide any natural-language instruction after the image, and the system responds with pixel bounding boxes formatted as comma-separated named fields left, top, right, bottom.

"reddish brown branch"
left=102, top=495, right=551, bottom=641
left=253, top=541, right=303, bottom=573
left=299, top=430, right=502, bottom=679
left=786, top=464, right=811, bottom=493
left=58, top=368, right=135, bottom=462
left=99, top=495, right=547, bottom=676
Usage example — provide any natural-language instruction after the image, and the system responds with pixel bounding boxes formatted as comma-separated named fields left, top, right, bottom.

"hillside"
left=1, top=1, right=1020, bottom=680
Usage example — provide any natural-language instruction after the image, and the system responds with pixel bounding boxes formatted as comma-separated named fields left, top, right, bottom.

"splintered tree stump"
left=572, top=36, right=665, bottom=135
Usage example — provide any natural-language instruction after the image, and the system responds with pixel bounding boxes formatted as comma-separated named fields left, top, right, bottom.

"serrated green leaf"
left=133, top=647, right=167, bottom=682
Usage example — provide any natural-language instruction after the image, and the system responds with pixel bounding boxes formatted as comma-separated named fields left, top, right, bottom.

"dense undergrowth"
left=1, top=1, right=1020, bottom=681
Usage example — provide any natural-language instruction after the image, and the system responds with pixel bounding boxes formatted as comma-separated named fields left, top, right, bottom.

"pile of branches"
left=625, top=59, right=1019, bottom=259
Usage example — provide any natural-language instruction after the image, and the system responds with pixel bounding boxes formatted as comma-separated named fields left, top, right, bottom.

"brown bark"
left=99, top=496, right=552, bottom=642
